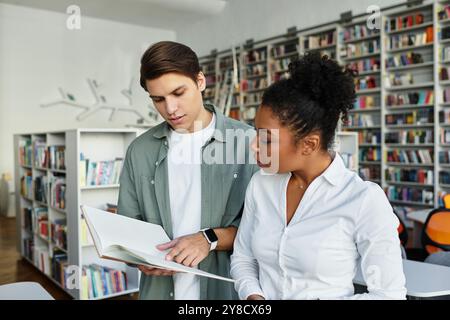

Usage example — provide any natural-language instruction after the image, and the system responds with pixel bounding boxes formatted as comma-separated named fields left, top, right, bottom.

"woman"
left=230, top=52, right=407, bottom=300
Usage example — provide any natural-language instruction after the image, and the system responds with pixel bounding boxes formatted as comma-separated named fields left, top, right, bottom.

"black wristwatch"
left=201, top=228, right=218, bottom=251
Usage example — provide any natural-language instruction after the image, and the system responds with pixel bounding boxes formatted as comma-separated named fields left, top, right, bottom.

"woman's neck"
left=292, top=151, right=333, bottom=186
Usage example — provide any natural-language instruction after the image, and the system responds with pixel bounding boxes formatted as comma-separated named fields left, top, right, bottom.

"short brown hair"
left=140, top=41, right=201, bottom=91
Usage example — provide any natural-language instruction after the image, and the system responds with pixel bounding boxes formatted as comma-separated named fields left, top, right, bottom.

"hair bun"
left=288, top=52, right=355, bottom=116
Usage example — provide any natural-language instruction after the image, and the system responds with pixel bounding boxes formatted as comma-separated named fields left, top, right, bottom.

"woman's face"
left=251, top=106, right=322, bottom=174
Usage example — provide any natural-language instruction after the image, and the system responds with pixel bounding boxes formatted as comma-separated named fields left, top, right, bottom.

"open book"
left=80, top=205, right=234, bottom=283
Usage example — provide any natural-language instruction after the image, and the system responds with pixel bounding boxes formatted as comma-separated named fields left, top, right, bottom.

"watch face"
left=205, top=228, right=218, bottom=242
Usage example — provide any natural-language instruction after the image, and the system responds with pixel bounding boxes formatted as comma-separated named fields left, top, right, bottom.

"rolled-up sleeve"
left=230, top=177, right=265, bottom=300
left=347, top=183, right=407, bottom=300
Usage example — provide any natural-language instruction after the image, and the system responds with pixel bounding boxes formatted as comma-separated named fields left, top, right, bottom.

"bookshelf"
left=215, top=50, right=241, bottom=120
left=437, top=0, right=450, bottom=206
left=340, top=14, right=383, bottom=186
left=198, top=1, right=450, bottom=213
left=14, top=129, right=141, bottom=300
left=200, top=55, right=218, bottom=105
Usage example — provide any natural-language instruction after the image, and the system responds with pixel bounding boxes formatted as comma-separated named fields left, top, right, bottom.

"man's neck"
left=187, top=108, right=214, bottom=133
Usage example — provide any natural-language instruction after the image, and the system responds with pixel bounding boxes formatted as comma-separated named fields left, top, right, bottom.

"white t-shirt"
left=167, top=113, right=216, bottom=300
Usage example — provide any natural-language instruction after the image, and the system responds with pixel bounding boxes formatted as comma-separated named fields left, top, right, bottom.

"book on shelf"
left=48, top=146, right=65, bottom=170
left=33, top=245, right=50, bottom=276
left=386, top=90, right=434, bottom=106
left=440, top=128, right=450, bottom=144
left=385, top=186, right=434, bottom=205
left=34, top=140, right=48, bottom=168
left=22, top=207, right=33, bottom=234
left=34, top=175, right=48, bottom=204
left=386, top=73, right=414, bottom=87
left=347, top=113, right=380, bottom=127
left=359, top=167, right=381, bottom=181
left=52, top=249, right=68, bottom=287
left=81, top=264, right=128, bottom=299
left=49, top=176, right=66, bottom=209
left=439, top=171, right=450, bottom=185
left=353, top=96, right=377, bottom=110
left=385, top=130, right=433, bottom=144
left=438, top=5, right=450, bottom=21
left=386, top=149, right=434, bottom=165
left=19, top=140, right=32, bottom=167
left=385, top=109, right=434, bottom=126
left=33, top=207, right=49, bottom=239
left=385, top=12, right=426, bottom=33
left=20, top=172, right=33, bottom=199
left=80, top=205, right=234, bottom=283
left=358, top=131, right=381, bottom=144
left=385, top=167, right=434, bottom=185
left=80, top=154, right=123, bottom=187
left=51, top=218, right=67, bottom=250
left=343, top=40, right=379, bottom=58
left=346, top=58, right=380, bottom=74
left=386, top=52, right=424, bottom=68
left=355, top=76, right=377, bottom=90
left=439, top=109, right=450, bottom=124
left=439, top=150, right=450, bottom=164
left=387, top=28, right=433, bottom=50
left=360, top=147, right=381, bottom=162
left=343, top=24, right=379, bottom=42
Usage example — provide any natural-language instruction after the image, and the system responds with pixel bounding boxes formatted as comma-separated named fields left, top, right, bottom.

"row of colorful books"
left=385, top=12, right=426, bottom=33
left=359, top=166, right=381, bottom=181
left=303, top=30, right=336, bottom=49
left=79, top=154, right=123, bottom=187
left=81, top=264, right=128, bottom=299
left=386, top=149, right=434, bottom=164
left=343, top=24, right=379, bottom=42
left=386, top=52, right=425, bottom=68
left=343, top=40, right=379, bottom=59
left=360, top=147, right=381, bottom=162
left=386, top=90, right=434, bottom=107
left=384, top=129, right=433, bottom=144
left=385, top=186, right=434, bottom=205
left=385, top=109, right=434, bottom=126
left=346, top=114, right=381, bottom=127
left=385, top=168, right=434, bottom=185
left=358, top=131, right=381, bottom=144
left=353, top=95, right=378, bottom=110
left=36, top=145, right=66, bottom=170
left=387, top=28, right=434, bottom=50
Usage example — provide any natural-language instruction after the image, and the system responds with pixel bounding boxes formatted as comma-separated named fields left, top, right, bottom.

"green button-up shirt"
left=117, top=104, right=259, bottom=300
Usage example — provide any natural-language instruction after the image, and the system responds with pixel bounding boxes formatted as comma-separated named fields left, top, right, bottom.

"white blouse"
left=230, top=153, right=407, bottom=300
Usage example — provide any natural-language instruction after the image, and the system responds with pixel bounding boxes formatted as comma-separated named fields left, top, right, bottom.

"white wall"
left=0, top=3, right=176, bottom=188
left=177, top=0, right=405, bottom=56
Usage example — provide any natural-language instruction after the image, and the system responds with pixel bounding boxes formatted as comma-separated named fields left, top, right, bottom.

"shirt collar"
left=152, top=103, right=226, bottom=143
left=321, top=152, right=346, bottom=187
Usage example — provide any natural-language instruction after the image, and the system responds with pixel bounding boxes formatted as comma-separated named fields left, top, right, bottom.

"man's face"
left=145, top=72, right=206, bottom=132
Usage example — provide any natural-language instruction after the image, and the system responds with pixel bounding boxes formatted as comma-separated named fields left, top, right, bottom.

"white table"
left=406, top=209, right=430, bottom=248
left=354, top=259, right=450, bottom=298
left=0, top=282, right=54, bottom=300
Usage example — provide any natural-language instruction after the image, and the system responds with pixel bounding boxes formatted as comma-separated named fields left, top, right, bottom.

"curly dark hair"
left=261, top=51, right=356, bottom=150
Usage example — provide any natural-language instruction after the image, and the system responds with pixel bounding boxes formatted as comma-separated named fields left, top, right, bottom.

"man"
left=117, top=41, right=258, bottom=300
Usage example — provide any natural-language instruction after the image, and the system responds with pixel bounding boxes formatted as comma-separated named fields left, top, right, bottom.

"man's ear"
left=197, top=72, right=206, bottom=92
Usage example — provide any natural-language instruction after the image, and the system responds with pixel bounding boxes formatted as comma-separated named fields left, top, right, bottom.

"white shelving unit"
left=14, top=129, right=141, bottom=300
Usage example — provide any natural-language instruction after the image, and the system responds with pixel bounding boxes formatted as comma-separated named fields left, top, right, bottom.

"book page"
left=81, top=205, right=234, bottom=283
left=81, top=205, right=170, bottom=259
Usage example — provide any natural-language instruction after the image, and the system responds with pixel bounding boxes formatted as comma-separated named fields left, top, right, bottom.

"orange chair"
left=443, top=194, right=450, bottom=209
left=421, top=208, right=450, bottom=254
left=394, top=210, right=408, bottom=247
